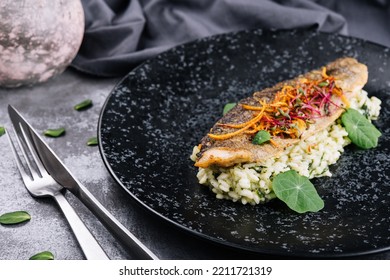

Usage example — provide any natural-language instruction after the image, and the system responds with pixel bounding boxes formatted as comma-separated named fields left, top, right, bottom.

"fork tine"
left=16, top=124, right=43, bottom=179
left=8, top=108, right=50, bottom=179
left=6, top=127, right=32, bottom=183
left=18, top=123, right=50, bottom=178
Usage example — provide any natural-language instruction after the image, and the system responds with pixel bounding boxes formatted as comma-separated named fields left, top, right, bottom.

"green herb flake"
left=0, top=211, right=31, bottom=225
left=74, top=99, right=93, bottom=111
left=87, top=136, right=98, bottom=146
left=272, top=170, right=324, bottom=213
left=252, top=130, right=271, bottom=145
left=0, top=126, right=5, bottom=137
left=277, top=108, right=290, bottom=119
left=43, top=128, right=65, bottom=138
left=223, top=103, right=236, bottom=115
left=341, top=108, right=381, bottom=149
left=318, top=81, right=329, bottom=87
left=29, top=251, right=54, bottom=260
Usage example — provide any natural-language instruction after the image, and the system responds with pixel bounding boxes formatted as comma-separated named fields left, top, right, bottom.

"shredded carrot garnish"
left=306, top=143, right=318, bottom=153
left=269, top=139, right=279, bottom=147
left=241, top=104, right=265, bottom=111
left=332, top=87, right=350, bottom=108
left=321, top=67, right=329, bottom=78
left=208, top=69, right=348, bottom=142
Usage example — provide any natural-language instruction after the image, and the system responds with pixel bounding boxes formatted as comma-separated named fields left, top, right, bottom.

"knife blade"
left=8, top=105, right=159, bottom=260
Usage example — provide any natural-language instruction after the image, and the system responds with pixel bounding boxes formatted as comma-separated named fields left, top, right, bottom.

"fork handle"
left=74, top=183, right=159, bottom=260
left=53, top=192, right=109, bottom=260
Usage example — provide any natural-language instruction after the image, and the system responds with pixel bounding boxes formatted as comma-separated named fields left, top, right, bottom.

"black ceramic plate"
left=98, top=29, right=390, bottom=258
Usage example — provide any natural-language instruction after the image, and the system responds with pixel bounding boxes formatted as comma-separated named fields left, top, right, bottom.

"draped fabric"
left=71, top=0, right=390, bottom=77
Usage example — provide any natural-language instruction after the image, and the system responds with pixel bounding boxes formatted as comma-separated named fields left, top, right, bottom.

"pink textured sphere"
left=0, top=0, right=85, bottom=87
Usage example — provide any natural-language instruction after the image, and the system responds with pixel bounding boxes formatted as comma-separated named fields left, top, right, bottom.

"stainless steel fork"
left=6, top=126, right=109, bottom=260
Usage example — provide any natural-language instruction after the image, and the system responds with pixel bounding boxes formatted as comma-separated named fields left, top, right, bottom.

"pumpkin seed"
left=0, top=211, right=31, bottom=225
left=44, top=128, right=65, bottom=137
left=29, top=251, right=54, bottom=260
left=86, top=136, right=98, bottom=146
left=74, top=99, right=93, bottom=111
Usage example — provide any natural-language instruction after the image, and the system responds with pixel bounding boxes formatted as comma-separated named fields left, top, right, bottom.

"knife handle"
left=54, top=192, right=109, bottom=260
left=73, top=183, right=159, bottom=260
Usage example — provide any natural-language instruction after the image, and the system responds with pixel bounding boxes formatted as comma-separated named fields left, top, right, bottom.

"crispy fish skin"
left=195, top=57, right=368, bottom=168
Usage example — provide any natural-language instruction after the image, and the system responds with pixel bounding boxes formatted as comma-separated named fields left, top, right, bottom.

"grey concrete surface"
left=0, top=68, right=389, bottom=260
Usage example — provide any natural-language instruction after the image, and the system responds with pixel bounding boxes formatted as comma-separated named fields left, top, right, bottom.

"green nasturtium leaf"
left=43, top=128, right=65, bottom=137
left=223, top=103, right=236, bottom=115
left=29, top=251, right=54, bottom=260
left=74, top=99, right=93, bottom=111
left=0, top=211, right=31, bottom=225
left=86, top=136, right=98, bottom=146
left=252, top=130, right=271, bottom=145
left=341, top=108, right=381, bottom=149
left=0, top=126, right=5, bottom=137
left=272, top=170, right=324, bottom=213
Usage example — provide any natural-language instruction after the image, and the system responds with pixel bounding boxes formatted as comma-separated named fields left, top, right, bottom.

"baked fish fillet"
left=195, top=57, right=368, bottom=168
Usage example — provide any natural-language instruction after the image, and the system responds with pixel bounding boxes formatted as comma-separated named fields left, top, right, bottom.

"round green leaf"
left=272, top=170, right=324, bottom=213
left=252, top=130, right=271, bottom=145
left=341, top=108, right=381, bottom=149
left=223, top=103, right=236, bottom=115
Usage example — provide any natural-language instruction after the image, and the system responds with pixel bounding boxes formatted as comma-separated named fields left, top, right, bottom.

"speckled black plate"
left=98, top=29, right=390, bottom=258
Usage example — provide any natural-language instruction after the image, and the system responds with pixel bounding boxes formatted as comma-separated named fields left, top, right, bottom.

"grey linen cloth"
left=71, top=0, right=389, bottom=77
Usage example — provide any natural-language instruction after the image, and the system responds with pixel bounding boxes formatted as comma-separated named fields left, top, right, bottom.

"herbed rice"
left=190, top=90, right=381, bottom=205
